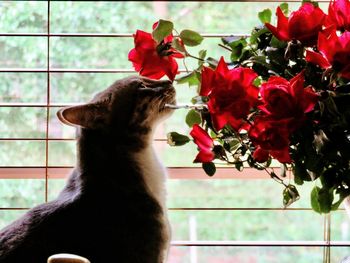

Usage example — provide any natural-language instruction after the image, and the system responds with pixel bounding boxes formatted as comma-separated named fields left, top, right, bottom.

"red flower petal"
left=301, top=86, right=319, bottom=113
left=140, top=66, right=165, bottom=80
left=318, top=30, right=341, bottom=61
left=190, top=124, right=215, bottom=163
left=326, top=0, right=350, bottom=31
left=129, top=24, right=182, bottom=81
left=209, top=111, right=229, bottom=131
left=265, top=7, right=290, bottom=42
left=340, top=31, right=350, bottom=48
left=161, top=56, right=178, bottom=81
left=190, top=124, right=214, bottom=151
left=234, top=67, right=258, bottom=89
left=260, top=76, right=289, bottom=102
left=289, top=71, right=305, bottom=100
left=128, top=48, right=142, bottom=72
left=270, top=147, right=292, bottom=163
left=134, top=30, right=156, bottom=50
left=253, top=147, right=270, bottom=163
left=194, top=150, right=215, bottom=163
left=200, top=66, right=215, bottom=96
left=216, top=57, right=229, bottom=76
left=305, top=50, right=331, bottom=69
left=171, top=51, right=185, bottom=59
left=139, top=55, right=166, bottom=79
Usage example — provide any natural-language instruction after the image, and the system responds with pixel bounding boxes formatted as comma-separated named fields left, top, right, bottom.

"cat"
left=0, top=76, right=176, bottom=263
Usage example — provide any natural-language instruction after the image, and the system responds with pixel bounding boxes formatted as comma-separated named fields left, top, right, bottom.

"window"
left=0, top=1, right=349, bottom=262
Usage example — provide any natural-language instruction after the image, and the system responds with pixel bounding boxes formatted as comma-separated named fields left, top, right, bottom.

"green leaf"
left=206, top=57, right=219, bottom=68
left=176, top=71, right=200, bottom=87
left=320, top=168, right=337, bottom=189
left=152, top=19, right=174, bottom=43
left=222, top=35, right=243, bottom=44
left=198, top=49, right=207, bottom=67
left=244, top=56, right=272, bottom=70
left=180, top=29, right=204, bottom=46
left=280, top=164, right=287, bottom=177
left=265, top=157, right=272, bottom=168
left=311, top=186, right=322, bottom=213
left=191, top=96, right=208, bottom=104
left=228, top=138, right=241, bottom=152
left=185, top=109, right=202, bottom=127
left=202, top=162, right=216, bottom=176
left=167, top=132, right=190, bottom=146
left=221, top=38, right=248, bottom=62
left=331, top=197, right=345, bottom=211
left=294, top=172, right=304, bottom=185
left=253, top=76, right=262, bottom=87
left=270, top=36, right=287, bottom=48
left=235, top=161, right=244, bottom=172
left=258, top=9, right=272, bottom=24
left=311, top=186, right=334, bottom=213
left=318, top=188, right=334, bottom=213
left=230, top=44, right=244, bottom=61
left=283, top=184, right=300, bottom=207
left=199, top=49, right=207, bottom=60
left=305, top=153, right=323, bottom=175
left=250, top=27, right=270, bottom=45
left=279, top=3, right=289, bottom=15
left=302, top=0, right=319, bottom=7
left=172, top=37, right=186, bottom=53
left=293, top=161, right=312, bottom=185
left=225, top=37, right=247, bottom=50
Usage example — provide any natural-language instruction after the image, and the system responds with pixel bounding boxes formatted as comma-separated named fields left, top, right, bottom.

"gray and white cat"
left=0, top=76, right=176, bottom=263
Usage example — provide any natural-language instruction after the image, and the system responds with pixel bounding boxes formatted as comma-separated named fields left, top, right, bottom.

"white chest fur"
left=134, top=145, right=167, bottom=210
left=135, top=145, right=171, bottom=262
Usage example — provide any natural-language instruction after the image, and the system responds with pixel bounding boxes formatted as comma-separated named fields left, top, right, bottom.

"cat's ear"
left=57, top=103, right=108, bottom=129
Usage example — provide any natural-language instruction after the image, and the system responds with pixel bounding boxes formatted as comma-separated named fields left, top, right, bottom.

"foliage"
left=129, top=0, right=350, bottom=213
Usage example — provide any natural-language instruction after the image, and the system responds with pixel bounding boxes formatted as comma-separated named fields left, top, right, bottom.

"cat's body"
left=0, top=76, right=175, bottom=263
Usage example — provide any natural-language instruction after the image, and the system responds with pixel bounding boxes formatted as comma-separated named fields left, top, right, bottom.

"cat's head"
left=57, top=76, right=176, bottom=136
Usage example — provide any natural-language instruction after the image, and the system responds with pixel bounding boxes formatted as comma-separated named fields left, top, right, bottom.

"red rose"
left=325, top=0, right=350, bottom=32
left=259, top=72, right=319, bottom=128
left=306, top=30, right=350, bottom=79
left=200, top=57, right=258, bottom=131
left=249, top=117, right=292, bottom=163
left=265, top=3, right=326, bottom=46
left=250, top=73, right=318, bottom=163
left=128, top=25, right=184, bottom=81
left=190, top=124, right=215, bottom=163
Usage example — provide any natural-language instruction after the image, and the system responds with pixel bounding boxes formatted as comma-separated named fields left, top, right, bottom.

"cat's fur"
left=0, top=76, right=176, bottom=263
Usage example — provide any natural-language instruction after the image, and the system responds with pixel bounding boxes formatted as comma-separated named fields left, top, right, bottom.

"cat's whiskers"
left=164, top=103, right=208, bottom=110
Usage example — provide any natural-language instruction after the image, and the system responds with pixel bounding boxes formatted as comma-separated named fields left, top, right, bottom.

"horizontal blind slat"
left=171, top=241, right=349, bottom=247
left=0, top=167, right=275, bottom=179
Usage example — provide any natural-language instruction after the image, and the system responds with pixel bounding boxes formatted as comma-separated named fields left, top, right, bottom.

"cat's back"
left=0, top=173, right=164, bottom=263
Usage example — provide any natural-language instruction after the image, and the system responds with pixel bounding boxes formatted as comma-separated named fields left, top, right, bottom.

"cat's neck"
left=76, top=128, right=150, bottom=172
left=133, top=126, right=168, bottom=209
left=74, top=127, right=167, bottom=209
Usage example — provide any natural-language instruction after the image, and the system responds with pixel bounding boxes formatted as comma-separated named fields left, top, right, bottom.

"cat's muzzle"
left=159, top=86, right=176, bottom=112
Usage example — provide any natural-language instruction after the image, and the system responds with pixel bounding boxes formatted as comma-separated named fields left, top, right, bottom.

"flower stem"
left=186, top=52, right=205, bottom=62
left=183, top=58, right=189, bottom=72
left=218, top=43, right=233, bottom=52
